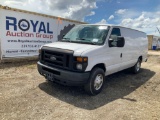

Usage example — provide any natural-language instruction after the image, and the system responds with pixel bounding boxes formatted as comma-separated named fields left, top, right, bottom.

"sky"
left=0, top=0, right=160, bottom=35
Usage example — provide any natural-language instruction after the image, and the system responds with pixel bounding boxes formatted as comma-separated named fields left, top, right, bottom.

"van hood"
left=43, top=42, right=100, bottom=56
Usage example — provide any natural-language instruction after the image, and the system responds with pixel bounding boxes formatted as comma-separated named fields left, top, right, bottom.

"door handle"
left=120, top=53, right=122, bottom=58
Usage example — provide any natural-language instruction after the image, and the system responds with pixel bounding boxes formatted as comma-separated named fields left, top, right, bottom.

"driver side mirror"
left=109, top=35, right=125, bottom=47
left=117, top=36, right=125, bottom=47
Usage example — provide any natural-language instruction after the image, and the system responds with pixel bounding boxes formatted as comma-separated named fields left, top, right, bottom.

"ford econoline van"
left=37, top=24, right=148, bottom=95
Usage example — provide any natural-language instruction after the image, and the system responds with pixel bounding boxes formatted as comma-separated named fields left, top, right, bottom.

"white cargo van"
left=37, top=24, right=148, bottom=95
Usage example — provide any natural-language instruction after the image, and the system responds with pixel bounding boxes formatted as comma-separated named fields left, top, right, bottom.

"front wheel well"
left=92, top=63, right=106, bottom=72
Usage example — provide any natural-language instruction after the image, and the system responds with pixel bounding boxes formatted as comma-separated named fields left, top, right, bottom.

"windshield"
left=61, top=25, right=109, bottom=45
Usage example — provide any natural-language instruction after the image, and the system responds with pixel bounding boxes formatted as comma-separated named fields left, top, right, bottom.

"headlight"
left=74, top=57, right=88, bottom=71
left=76, top=63, right=83, bottom=70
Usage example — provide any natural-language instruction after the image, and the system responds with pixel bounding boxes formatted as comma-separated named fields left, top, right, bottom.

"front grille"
left=40, top=47, right=74, bottom=70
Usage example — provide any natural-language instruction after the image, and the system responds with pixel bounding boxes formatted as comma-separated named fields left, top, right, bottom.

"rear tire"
left=84, top=68, right=105, bottom=95
left=131, top=59, right=141, bottom=74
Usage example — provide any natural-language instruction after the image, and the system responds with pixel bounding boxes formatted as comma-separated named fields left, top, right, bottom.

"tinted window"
left=111, top=28, right=121, bottom=36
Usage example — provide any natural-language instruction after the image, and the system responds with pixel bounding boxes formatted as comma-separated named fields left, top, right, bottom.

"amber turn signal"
left=76, top=57, right=88, bottom=62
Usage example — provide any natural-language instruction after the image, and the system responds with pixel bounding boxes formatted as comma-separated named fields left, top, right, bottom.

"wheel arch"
left=91, top=63, right=106, bottom=72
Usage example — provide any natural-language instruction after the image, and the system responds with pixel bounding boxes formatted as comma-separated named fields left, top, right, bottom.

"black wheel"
left=84, top=68, right=105, bottom=95
left=131, top=59, right=141, bottom=74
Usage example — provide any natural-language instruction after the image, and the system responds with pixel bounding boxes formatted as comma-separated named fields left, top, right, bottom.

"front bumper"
left=37, top=61, right=90, bottom=86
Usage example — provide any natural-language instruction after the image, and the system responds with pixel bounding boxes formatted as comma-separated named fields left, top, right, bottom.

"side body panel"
left=83, top=46, right=123, bottom=75
left=83, top=26, right=148, bottom=75
left=120, top=27, right=148, bottom=71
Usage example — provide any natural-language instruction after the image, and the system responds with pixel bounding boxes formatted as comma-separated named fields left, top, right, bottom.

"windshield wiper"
left=75, top=38, right=98, bottom=45
left=90, top=42, right=97, bottom=45
left=76, top=38, right=86, bottom=40
left=61, top=38, right=72, bottom=42
left=74, top=40, right=97, bottom=45
left=61, top=38, right=98, bottom=45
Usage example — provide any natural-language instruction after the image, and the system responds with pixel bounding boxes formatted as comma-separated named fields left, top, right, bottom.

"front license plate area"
left=46, top=72, right=54, bottom=81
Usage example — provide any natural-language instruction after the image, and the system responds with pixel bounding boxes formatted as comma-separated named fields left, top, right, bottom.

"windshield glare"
left=62, top=25, right=109, bottom=45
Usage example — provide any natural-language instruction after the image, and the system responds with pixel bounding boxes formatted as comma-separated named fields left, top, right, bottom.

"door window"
left=109, top=28, right=121, bottom=47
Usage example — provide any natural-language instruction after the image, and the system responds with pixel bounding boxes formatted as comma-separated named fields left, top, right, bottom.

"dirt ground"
left=0, top=51, right=160, bottom=120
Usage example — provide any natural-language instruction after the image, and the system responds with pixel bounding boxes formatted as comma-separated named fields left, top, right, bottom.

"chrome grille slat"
left=44, top=58, right=64, bottom=64
left=44, top=53, right=63, bottom=59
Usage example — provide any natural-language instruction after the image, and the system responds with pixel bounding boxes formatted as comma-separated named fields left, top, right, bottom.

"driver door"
left=105, top=27, right=123, bottom=75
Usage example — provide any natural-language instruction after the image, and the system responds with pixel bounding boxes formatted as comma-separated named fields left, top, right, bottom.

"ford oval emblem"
left=50, top=56, right=56, bottom=61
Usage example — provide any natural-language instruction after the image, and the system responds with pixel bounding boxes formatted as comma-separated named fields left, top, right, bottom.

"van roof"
left=79, top=24, right=146, bottom=34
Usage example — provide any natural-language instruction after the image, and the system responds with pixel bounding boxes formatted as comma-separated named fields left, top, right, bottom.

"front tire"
left=84, top=68, right=105, bottom=95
